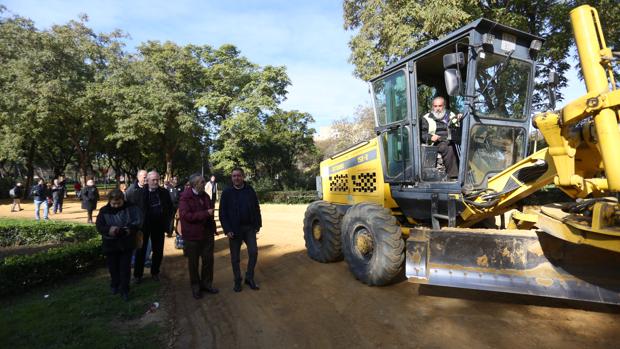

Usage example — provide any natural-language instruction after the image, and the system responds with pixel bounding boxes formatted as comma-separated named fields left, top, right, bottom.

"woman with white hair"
left=81, top=179, right=100, bottom=223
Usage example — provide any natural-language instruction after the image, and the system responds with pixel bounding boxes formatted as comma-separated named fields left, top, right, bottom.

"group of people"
left=95, top=168, right=261, bottom=301
left=11, top=177, right=99, bottom=222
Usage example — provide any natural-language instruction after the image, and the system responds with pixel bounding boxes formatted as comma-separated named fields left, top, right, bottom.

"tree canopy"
left=0, top=7, right=319, bottom=191
left=343, top=0, right=620, bottom=105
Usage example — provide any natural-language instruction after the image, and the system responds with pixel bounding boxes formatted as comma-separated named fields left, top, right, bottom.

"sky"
left=2, top=0, right=585, bottom=134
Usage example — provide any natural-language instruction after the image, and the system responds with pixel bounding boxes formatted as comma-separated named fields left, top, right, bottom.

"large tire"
left=303, top=201, right=344, bottom=262
left=341, top=203, right=404, bottom=285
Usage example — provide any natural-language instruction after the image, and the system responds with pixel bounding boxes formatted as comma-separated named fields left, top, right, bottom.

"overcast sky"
left=3, top=0, right=585, bottom=133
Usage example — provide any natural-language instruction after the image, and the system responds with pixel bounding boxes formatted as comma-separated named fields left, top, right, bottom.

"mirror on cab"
left=443, top=52, right=464, bottom=96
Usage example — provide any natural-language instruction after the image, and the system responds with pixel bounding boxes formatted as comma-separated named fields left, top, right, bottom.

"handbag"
left=175, top=235, right=184, bottom=249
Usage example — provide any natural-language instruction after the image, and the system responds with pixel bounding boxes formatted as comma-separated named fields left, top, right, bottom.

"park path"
left=2, top=200, right=620, bottom=348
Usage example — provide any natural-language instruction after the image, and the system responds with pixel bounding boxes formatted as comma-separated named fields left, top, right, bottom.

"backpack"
left=9, top=188, right=15, bottom=198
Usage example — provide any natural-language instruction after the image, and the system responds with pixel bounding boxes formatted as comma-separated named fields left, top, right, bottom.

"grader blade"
left=405, top=228, right=620, bottom=304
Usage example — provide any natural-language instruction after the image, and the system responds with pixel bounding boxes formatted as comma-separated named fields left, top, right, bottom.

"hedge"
left=0, top=238, right=104, bottom=296
left=256, top=190, right=317, bottom=204
left=0, top=219, right=98, bottom=247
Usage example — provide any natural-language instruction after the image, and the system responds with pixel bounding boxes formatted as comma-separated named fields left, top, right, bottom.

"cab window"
left=382, top=127, right=410, bottom=178
left=373, top=70, right=408, bottom=126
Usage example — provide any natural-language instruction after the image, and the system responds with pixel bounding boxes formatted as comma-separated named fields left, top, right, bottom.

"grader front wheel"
left=341, top=203, right=404, bottom=285
left=303, top=201, right=344, bottom=262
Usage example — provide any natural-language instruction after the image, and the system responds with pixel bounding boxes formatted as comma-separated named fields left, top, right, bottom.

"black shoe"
left=151, top=274, right=160, bottom=282
left=134, top=276, right=142, bottom=284
left=120, top=292, right=129, bottom=301
left=111, top=287, right=119, bottom=295
left=192, top=289, right=203, bottom=300
left=233, top=280, right=242, bottom=293
left=200, top=286, right=219, bottom=294
left=244, top=279, right=260, bottom=290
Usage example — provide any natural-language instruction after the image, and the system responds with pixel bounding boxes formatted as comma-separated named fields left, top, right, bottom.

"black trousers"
left=438, top=141, right=459, bottom=177
left=134, top=226, right=165, bottom=278
left=107, top=249, right=133, bottom=293
left=229, top=225, right=258, bottom=282
left=184, top=235, right=215, bottom=289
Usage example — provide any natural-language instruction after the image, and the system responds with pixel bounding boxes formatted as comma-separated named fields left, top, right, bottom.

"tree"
left=316, top=105, right=375, bottom=157
left=211, top=110, right=319, bottom=189
left=343, top=0, right=620, bottom=106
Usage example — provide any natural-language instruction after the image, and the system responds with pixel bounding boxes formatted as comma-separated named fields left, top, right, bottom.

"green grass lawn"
left=0, top=269, right=165, bottom=349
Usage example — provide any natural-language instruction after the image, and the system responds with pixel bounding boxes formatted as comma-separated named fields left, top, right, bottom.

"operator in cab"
left=420, top=96, right=462, bottom=179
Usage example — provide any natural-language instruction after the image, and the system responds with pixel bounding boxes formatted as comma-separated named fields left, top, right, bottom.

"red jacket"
left=178, top=187, right=215, bottom=241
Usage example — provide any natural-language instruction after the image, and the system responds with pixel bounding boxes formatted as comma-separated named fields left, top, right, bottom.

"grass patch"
left=0, top=269, right=165, bottom=349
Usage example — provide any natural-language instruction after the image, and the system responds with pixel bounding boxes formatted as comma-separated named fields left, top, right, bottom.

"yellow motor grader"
left=303, top=5, right=620, bottom=304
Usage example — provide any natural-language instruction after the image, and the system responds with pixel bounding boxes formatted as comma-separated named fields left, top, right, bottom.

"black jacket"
left=219, top=184, right=262, bottom=235
left=31, top=184, right=49, bottom=201
left=96, top=202, right=143, bottom=254
left=140, top=187, right=174, bottom=230
left=125, top=181, right=146, bottom=213
left=81, top=186, right=100, bottom=211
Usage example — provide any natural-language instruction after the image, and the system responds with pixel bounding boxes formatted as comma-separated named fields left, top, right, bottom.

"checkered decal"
left=352, top=172, right=377, bottom=193
left=329, top=174, right=349, bottom=192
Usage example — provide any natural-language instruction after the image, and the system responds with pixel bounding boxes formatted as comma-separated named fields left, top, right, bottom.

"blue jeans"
left=34, top=200, right=49, bottom=220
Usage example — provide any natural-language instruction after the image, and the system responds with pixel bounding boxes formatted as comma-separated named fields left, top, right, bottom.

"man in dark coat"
left=81, top=179, right=100, bottom=224
left=32, top=179, right=50, bottom=221
left=178, top=173, right=219, bottom=299
left=133, top=171, right=173, bottom=283
left=125, top=169, right=147, bottom=213
left=219, top=168, right=262, bottom=292
left=96, top=189, right=143, bottom=301
left=420, top=96, right=462, bottom=179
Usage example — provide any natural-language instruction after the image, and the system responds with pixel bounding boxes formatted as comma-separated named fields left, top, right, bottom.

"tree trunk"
left=24, top=141, right=36, bottom=199
left=165, top=151, right=173, bottom=182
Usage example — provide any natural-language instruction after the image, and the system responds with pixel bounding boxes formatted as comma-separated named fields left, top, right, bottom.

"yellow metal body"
left=320, top=139, right=399, bottom=209
left=461, top=5, right=620, bottom=251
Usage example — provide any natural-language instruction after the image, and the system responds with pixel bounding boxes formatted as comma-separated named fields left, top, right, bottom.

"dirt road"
left=163, top=204, right=620, bottom=349
left=3, top=200, right=620, bottom=348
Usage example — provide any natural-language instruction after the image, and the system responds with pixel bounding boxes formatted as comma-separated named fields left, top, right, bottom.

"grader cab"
left=304, top=5, right=620, bottom=304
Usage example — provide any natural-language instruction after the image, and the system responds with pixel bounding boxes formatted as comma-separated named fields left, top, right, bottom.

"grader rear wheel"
left=341, top=203, right=404, bottom=285
left=303, top=201, right=344, bottom=262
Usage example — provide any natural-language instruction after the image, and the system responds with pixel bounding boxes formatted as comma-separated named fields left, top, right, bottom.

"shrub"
left=0, top=219, right=97, bottom=247
left=0, top=238, right=104, bottom=296
left=257, top=190, right=317, bottom=204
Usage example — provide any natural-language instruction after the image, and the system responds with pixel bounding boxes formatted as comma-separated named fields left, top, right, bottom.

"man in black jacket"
left=219, top=168, right=262, bottom=292
left=420, top=96, right=462, bottom=179
left=133, top=171, right=173, bottom=283
left=32, top=179, right=50, bottom=221
left=125, top=169, right=147, bottom=213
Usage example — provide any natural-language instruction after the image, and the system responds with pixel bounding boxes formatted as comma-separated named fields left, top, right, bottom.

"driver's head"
left=432, top=96, right=446, bottom=115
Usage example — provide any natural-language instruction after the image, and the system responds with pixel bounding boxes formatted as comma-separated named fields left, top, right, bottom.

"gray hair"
left=147, top=171, right=159, bottom=179
left=137, top=169, right=147, bottom=177
left=188, top=173, right=204, bottom=187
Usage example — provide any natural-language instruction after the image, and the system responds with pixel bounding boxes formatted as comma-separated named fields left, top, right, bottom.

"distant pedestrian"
left=81, top=179, right=100, bottom=224
left=96, top=189, right=143, bottom=301
left=32, top=179, right=50, bottom=221
left=205, top=175, right=218, bottom=204
left=133, top=171, right=173, bottom=283
left=219, top=168, right=262, bottom=292
left=74, top=181, right=82, bottom=199
left=51, top=179, right=65, bottom=214
left=179, top=174, right=219, bottom=299
left=10, top=182, right=23, bottom=212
